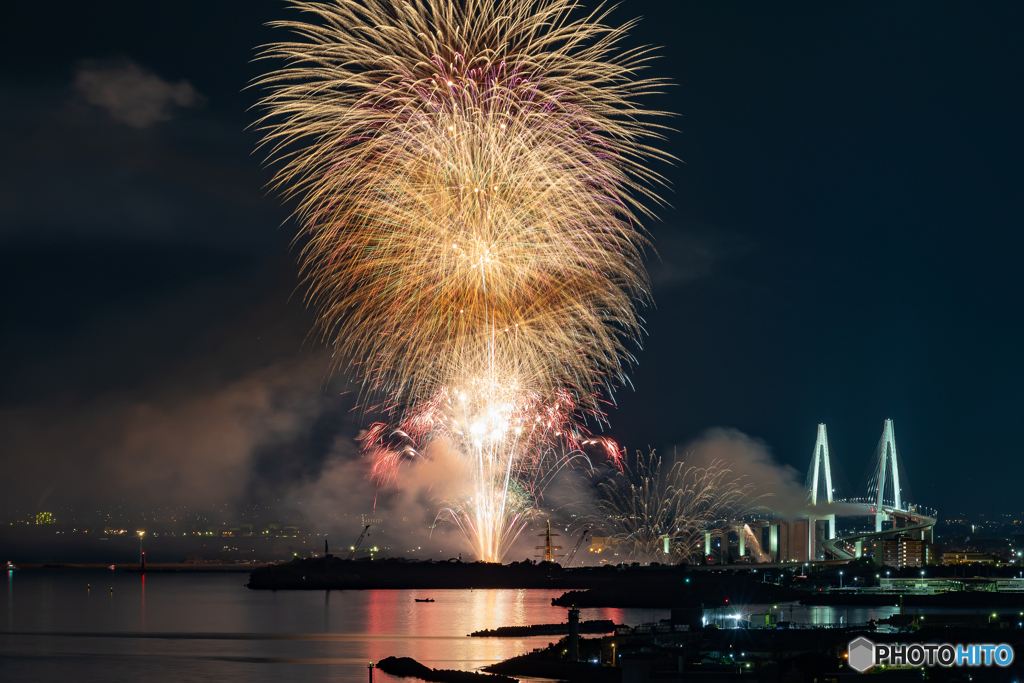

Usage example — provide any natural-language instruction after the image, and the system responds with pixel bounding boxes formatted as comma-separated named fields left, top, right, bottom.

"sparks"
left=256, top=0, right=669, bottom=562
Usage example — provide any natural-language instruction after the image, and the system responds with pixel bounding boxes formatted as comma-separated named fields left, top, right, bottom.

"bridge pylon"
left=874, top=418, right=902, bottom=532
left=807, top=423, right=834, bottom=506
left=804, top=424, right=838, bottom=559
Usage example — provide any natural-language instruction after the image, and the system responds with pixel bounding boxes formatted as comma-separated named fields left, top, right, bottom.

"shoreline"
left=10, top=562, right=270, bottom=572
left=17, top=562, right=1024, bottom=611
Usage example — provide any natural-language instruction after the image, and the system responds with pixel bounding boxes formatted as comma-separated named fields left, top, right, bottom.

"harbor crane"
left=348, top=525, right=370, bottom=560
left=563, top=528, right=591, bottom=567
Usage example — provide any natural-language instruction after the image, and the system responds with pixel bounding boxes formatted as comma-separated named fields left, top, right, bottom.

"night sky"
left=2, top=1, right=1022, bottom=519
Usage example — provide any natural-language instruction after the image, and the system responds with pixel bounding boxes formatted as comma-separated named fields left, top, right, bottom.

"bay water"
left=6, top=569, right=1017, bottom=682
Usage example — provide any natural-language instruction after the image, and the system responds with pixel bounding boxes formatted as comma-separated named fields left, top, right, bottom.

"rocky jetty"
left=469, top=619, right=617, bottom=637
left=376, top=656, right=516, bottom=682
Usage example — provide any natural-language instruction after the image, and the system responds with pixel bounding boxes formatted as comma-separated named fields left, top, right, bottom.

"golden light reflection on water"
left=362, top=588, right=592, bottom=667
left=2, top=572, right=673, bottom=683
left=336, top=588, right=670, bottom=671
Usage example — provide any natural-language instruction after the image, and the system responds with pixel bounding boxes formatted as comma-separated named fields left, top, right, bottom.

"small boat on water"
left=414, top=598, right=435, bottom=603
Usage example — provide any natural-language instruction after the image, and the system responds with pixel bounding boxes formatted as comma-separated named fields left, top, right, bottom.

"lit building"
left=943, top=552, right=1005, bottom=566
left=880, top=577, right=962, bottom=593
left=764, top=519, right=809, bottom=563
left=883, top=535, right=923, bottom=568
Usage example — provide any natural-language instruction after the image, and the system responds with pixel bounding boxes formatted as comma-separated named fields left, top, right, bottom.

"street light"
left=137, top=531, right=145, bottom=563
left=840, top=571, right=844, bottom=589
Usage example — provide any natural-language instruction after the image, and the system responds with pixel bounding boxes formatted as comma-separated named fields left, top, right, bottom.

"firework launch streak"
left=847, top=636, right=1014, bottom=672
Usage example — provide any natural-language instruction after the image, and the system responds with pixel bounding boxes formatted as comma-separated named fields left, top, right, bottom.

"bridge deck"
left=821, top=506, right=936, bottom=560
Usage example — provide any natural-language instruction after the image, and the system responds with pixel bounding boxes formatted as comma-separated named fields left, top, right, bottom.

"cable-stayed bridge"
left=694, top=418, right=936, bottom=566
left=700, top=418, right=937, bottom=566
left=809, top=419, right=937, bottom=562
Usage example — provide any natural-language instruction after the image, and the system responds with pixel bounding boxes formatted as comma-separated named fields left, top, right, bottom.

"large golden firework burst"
left=255, top=0, right=671, bottom=408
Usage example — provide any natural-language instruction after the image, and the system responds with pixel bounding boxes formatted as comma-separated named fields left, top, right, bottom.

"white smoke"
left=74, top=59, right=204, bottom=128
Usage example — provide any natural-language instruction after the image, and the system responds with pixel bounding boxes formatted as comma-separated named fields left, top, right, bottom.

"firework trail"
left=256, top=0, right=669, bottom=561
left=592, top=450, right=766, bottom=563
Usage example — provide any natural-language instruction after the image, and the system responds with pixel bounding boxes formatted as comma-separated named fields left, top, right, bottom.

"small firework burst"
left=593, top=450, right=766, bottom=564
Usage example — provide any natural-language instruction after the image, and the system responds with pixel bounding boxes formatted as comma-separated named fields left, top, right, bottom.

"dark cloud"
left=0, top=80, right=284, bottom=248
left=74, top=59, right=205, bottom=128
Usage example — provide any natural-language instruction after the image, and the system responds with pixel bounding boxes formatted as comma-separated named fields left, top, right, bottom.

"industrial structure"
left=536, top=520, right=562, bottom=563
